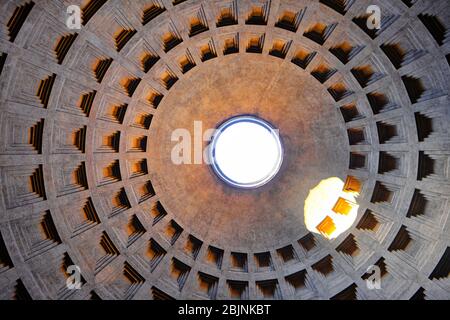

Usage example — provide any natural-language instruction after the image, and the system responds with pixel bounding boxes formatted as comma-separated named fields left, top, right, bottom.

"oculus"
left=209, top=116, right=283, bottom=189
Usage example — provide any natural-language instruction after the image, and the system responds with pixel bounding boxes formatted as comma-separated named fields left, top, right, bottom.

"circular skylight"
left=209, top=116, right=283, bottom=189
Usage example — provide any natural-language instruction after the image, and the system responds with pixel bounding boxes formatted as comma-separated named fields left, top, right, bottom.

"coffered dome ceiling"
left=0, top=0, right=449, bottom=300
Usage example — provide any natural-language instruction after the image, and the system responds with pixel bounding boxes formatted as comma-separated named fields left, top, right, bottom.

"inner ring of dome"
left=209, top=115, right=283, bottom=189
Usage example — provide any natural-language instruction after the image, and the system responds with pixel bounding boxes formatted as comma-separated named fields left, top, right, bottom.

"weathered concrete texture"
left=150, top=54, right=349, bottom=249
left=0, top=0, right=449, bottom=300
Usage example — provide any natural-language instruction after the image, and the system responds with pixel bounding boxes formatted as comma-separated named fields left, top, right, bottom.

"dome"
left=0, top=0, right=449, bottom=300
